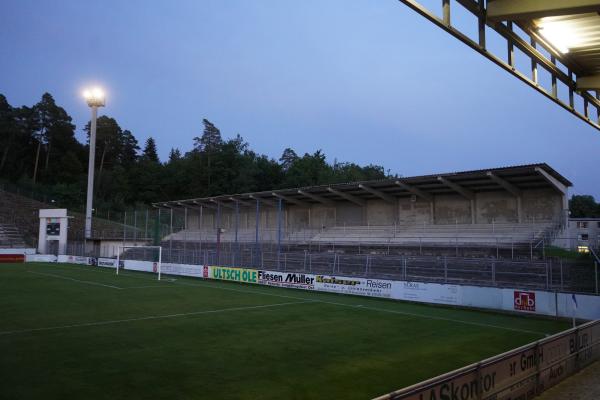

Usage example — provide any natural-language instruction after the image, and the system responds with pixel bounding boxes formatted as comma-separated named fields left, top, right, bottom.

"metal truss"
left=397, top=0, right=600, bottom=132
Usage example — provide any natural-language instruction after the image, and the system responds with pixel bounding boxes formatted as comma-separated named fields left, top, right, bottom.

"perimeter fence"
left=65, top=241, right=599, bottom=294
left=374, top=319, right=600, bottom=400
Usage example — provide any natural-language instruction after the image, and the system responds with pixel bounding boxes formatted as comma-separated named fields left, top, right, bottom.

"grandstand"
left=155, top=163, right=569, bottom=256
left=134, top=163, right=599, bottom=293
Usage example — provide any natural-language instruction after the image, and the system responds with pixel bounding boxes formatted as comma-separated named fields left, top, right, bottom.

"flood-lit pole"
left=83, top=87, right=105, bottom=239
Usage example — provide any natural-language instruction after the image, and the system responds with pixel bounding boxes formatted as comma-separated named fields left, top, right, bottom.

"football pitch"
left=1, top=262, right=570, bottom=400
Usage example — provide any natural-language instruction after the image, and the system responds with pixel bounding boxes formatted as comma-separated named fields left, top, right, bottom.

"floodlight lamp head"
left=83, top=87, right=106, bottom=107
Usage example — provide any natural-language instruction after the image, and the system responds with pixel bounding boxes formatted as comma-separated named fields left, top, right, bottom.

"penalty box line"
left=27, top=270, right=123, bottom=289
left=27, top=270, right=169, bottom=290
left=31, top=264, right=550, bottom=336
left=0, top=300, right=316, bottom=336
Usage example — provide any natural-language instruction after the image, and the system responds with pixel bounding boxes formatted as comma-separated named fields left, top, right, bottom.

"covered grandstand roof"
left=396, top=0, right=600, bottom=132
left=487, top=1, right=600, bottom=86
left=154, top=163, right=572, bottom=209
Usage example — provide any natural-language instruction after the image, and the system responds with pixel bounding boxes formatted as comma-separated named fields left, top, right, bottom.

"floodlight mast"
left=83, top=88, right=105, bottom=239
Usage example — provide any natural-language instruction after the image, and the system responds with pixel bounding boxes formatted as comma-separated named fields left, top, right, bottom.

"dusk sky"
left=1, top=0, right=598, bottom=198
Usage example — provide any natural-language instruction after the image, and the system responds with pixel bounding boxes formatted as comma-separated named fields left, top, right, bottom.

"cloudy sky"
left=1, top=0, right=598, bottom=197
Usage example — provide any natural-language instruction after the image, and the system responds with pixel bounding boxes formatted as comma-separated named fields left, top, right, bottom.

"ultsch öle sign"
left=210, top=266, right=257, bottom=283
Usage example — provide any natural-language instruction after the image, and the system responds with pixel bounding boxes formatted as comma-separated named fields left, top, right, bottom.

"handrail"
left=373, top=319, right=600, bottom=400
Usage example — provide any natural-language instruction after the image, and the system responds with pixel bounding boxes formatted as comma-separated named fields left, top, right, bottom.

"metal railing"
left=374, top=320, right=600, bottom=400
left=66, top=242, right=599, bottom=294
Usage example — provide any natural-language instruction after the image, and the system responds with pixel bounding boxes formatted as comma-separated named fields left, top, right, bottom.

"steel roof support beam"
left=272, top=192, right=308, bottom=207
left=487, top=0, right=600, bottom=21
left=535, top=166, right=569, bottom=227
left=486, top=172, right=522, bottom=196
left=437, top=177, right=475, bottom=224
left=577, top=74, right=600, bottom=91
left=161, top=202, right=185, bottom=209
left=394, top=180, right=432, bottom=202
left=437, top=177, right=474, bottom=200
left=229, top=197, right=254, bottom=207
left=297, top=190, right=334, bottom=206
left=210, top=199, right=235, bottom=209
left=535, top=167, right=568, bottom=194
left=192, top=200, right=216, bottom=210
left=327, top=187, right=365, bottom=206
left=487, top=171, right=523, bottom=222
left=249, top=195, right=277, bottom=207
left=358, top=184, right=396, bottom=203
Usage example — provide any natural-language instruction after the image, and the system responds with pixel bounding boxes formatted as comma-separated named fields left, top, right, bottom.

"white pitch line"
left=0, top=300, right=315, bottom=336
left=27, top=270, right=122, bottom=289
left=27, top=264, right=550, bottom=336
left=122, top=285, right=175, bottom=289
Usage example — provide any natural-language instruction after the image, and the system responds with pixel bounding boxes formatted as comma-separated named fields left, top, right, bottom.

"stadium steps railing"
left=0, top=222, right=27, bottom=248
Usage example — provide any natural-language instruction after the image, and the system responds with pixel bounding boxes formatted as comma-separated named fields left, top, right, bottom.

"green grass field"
left=0, top=262, right=570, bottom=400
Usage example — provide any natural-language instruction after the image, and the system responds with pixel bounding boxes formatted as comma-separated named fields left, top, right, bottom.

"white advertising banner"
left=258, top=270, right=316, bottom=290
left=162, top=263, right=204, bottom=277
left=25, top=254, right=57, bottom=262
left=123, top=259, right=155, bottom=272
left=392, top=281, right=462, bottom=305
left=314, top=275, right=394, bottom=298
left=0, top=248, right=36, bottom=255
left=97, top=257, right=117, bottom=268
left=58, top=255, right=91, bottom=265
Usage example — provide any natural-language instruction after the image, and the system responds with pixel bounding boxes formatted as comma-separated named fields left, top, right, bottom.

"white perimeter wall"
left=49, top=256, right=600, bottom=320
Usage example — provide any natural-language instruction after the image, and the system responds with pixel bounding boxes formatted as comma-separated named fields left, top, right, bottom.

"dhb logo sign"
left=514, top=291, right=536, bottom=311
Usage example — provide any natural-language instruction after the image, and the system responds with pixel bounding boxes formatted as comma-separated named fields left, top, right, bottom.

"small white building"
left=564, top=218, right=600, bottom=253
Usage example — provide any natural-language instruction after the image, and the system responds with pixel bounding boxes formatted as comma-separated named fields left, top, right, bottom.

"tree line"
left=0, top=92, right=388, bottom=212
left=2, top=92, right=599, bottom=218
left=569, top=195, right=600, bottom=218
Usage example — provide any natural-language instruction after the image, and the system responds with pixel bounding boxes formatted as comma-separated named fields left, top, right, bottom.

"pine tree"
left=0, top=95, right=14, bottom=173
left=193, top=119, right=222, bottom=152
left=120, top=130, right=140, bottom=166
left=279, top=148, right=298, bottom=171
left=168, top=147, right=182, bottom=162
left=142, top=137, right=159, bottom=163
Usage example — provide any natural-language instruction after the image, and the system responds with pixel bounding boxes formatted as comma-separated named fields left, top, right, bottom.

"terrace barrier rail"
left=374, top=319, right=600, bottom=400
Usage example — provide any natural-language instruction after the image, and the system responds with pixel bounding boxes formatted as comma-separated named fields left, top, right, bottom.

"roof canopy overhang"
left=397, top=0, right=600, bottom=131
left=153, top=163, right=571, bottom=209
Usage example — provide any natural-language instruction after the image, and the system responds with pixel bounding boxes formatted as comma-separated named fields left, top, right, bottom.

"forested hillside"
left=0, top=93, right=388, bottom=212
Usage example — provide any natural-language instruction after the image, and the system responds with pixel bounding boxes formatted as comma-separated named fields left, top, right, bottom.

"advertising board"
left=62, top=255, right=91, bottom=265
left=258, top=270, right=316, bottom=290
left=210, top=266, right=258, bottom=284
left=161, top=263, right=204, bottom=277
left=314, top=275, right=393, bottom=298
left=514, top=291, right=536, bottom=312
left=393, top=281, right=462, bottom=305
left=378, top=320, right=600, bottom=400
left=97, top=258, right=117, bottom=268
left=123, top=260, right=153, bottom=272
left=0, top=254, right=25, bottom=263
left=25, top=254, right=57, bottom=262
